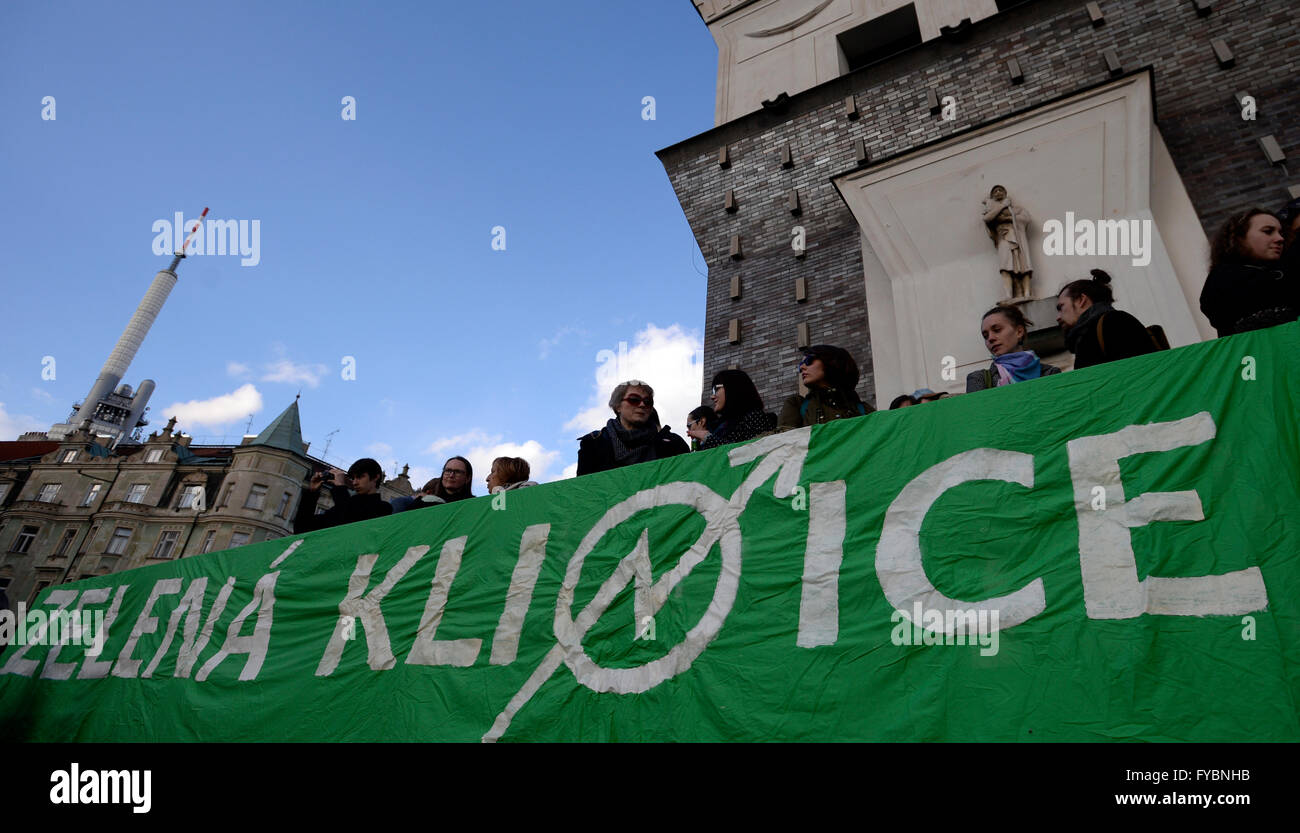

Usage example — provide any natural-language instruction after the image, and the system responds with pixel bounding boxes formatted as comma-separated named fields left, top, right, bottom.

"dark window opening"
left=994, top=0, right=1037, bottom=12
left=839, top=4, right=923, bottom=74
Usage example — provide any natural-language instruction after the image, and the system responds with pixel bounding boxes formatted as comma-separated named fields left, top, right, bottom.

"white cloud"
left=559, top=462, right=578, bottom=480
left=30, top=387, right=54, bottom=403
left=260, top=359, right=328, bottom=388
left=425, top=430, right=497, bottom=455
left=0, top=402, right=47, bottom=440
left=424, top=430, right=569, bottom=485
left=227, top=361, right=251, bottom=377
left=160, top=384, right=263, bottom=432
left=563, top=323, right=704, bottom=436
left=366, top=442, right=394, bottom=458
left=538, top=325, right=585, bottom=360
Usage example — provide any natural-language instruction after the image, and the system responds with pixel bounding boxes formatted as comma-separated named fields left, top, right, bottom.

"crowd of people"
left=294, top=200, right=1300, bottom=534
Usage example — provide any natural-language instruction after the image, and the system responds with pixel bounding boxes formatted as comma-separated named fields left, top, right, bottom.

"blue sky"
left=0, top=1, right=718, bottom=489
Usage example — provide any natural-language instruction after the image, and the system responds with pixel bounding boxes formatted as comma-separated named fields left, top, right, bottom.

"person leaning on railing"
left=576, top=380, right=690, bottom=475
left=700, top=369, right=777, bottom=449
left=966, top=305, right=1061, bottom=392
left=777, top=344, right=873, bottom=430
left=293, top=457, right=393, bottom=534
left=1199, top=208, right=1298, bottom=336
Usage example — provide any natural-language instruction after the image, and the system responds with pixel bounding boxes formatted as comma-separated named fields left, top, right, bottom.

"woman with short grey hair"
left=576, top=380, right=690, bottom=476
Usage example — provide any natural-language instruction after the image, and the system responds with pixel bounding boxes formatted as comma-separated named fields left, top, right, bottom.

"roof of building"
left=246, top=400, right=305, bottom=455
left=0, top=441, right=60, bottom=462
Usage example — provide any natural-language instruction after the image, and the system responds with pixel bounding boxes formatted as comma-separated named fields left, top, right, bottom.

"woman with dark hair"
left=889, top=394, right=916, bottom=409
left=685, top=405, right=720, bottom=451
left=1199, top=208, right=1297, bottom=336
left=777, top=344, right=873, bottom=430
left=404, top=456, right=474, bottom=511
left=699, top=369, right=777, bottom=449
left=1055, top=269, right=1158, bottom=369
left=966, top=305, right=1061, bottom=392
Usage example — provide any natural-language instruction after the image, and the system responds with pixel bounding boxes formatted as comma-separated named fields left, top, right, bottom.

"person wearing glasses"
left=777, top=345, right=873, bottom=431
left=685, top=405, right=719, bottom=451
left=293, top=457, right=393, bottom=534
left=577, top=380, right=690, bottom=475
left=699, top=369, right=777, bottom=450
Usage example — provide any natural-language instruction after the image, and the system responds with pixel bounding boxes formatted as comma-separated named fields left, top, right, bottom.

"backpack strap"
left=983, top=368, right=994, bottom=390
left=1096, top=312, right=1109, bottom=357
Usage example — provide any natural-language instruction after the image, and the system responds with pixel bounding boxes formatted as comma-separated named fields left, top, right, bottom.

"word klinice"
left=1040, top=212, right=1152, bottom=267
left=50, top=763, right=151, bottom=814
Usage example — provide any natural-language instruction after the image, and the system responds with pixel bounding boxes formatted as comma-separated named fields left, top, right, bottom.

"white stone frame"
left=833, top=72, right=1211, bottom=400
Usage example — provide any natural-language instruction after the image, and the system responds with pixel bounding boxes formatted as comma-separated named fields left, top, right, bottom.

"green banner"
left=4, top=324, right=1298, bottom=742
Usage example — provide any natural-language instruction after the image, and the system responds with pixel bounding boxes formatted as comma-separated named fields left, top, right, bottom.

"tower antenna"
left=322, top=429, right=340, bottom=460
left=168, top=206, right=209, bottom=272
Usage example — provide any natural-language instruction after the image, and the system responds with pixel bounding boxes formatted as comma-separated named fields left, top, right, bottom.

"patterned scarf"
left=993, top=350, right=1046, bottom=386
left=604, top=418, right=660, bottom=466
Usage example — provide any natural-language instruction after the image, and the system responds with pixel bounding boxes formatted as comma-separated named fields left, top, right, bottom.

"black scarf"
left=1064, top=302, right=1113, bottom=353
left=604, top=418, right=660, bottom=466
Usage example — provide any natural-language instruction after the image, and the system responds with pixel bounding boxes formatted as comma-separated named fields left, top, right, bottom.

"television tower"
left=48, top=208, right=208, bottom=447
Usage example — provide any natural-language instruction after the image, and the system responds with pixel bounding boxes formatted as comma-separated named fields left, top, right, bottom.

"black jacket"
left=700, top=409, right=777, bottom=450
left=1067, top=307, right=1157, bottom=369
left=577, top=423, right=690, bottom=476
left=1199, top=259, right=1300, bottom=337
left=293, top=485, right=392, bottom=534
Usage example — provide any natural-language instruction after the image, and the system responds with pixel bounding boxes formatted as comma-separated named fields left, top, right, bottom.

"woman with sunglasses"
left=699, top=369, right=777, bottom=449
left=777, top=345, right=873, bottom=430
left=576, top=380, right=690, bottom=475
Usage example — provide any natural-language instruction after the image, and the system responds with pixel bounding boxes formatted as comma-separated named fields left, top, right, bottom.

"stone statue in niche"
left=981, top=184, right=1034, bottom=302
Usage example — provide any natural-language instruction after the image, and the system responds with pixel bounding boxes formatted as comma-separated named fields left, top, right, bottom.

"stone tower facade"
left=661, top=0, right=1299, bottom=408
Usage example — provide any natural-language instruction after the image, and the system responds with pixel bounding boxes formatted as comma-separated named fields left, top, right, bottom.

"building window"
left=11, top=526, right=39, bottom=554
left=61, top=450, right=78, bottom=463
left=276, top=491, right=292, bottom=517
left=0, top=484, right=9, bottom=504
left=145, top=448, right=164, bottom=463
left=178, top=485, right=205, bottom=509
left=201, top=530, right=217, bottom=553
left=244, top=485, right=268, bottom=511
left=80, top=483, right=103, bottom=507
left=29, top=580, right=52, bottom=605
left=838, top=4, right=922, bottom=73
left=229, top=531, right=251, bottom=549
left=152, top=530, right=180, bottom=559
left=125, top=484, right=148, bottom=504
left=38, top=483, right=62, bottom=503
left=0, top=577, right=10, bottom=593
left=53, top=528, right=77, bottom=557
left=218, top=484, right=233, bottom=508
left=106, top=527, right=133, bottom=555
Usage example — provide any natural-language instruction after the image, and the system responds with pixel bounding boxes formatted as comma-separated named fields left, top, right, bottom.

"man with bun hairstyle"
left=1056, top=269, right=1159, bottom=369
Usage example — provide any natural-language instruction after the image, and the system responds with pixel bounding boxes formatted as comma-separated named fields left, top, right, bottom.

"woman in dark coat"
left=966, top=305, right=1061, bottom=392
left=1199, top=208, right=1297, bottom=336
left=777, top=344, right=873, bottom=430
left=700, top=369, right=777, bottom=449
left=1056, top=269, right=1158, bottom=369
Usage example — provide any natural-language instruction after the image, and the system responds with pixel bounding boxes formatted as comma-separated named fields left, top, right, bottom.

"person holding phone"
left=293, top=457, right=393, bottom=533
